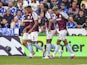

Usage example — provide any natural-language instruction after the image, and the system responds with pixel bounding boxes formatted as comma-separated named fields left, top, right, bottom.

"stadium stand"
left=0, top=0, right=87, bottom=36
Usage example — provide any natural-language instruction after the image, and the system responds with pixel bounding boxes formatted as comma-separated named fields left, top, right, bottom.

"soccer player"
left=22, top=6, right=43, bottom=58
left=51, top=7, right=75, bottom=59
left=43, top=5, right=62, bottom=58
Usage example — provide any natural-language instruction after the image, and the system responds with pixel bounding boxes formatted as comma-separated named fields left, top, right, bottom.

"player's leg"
left=44, top=29, right=56, bottom=58
left=51, top=43, right=55, bottom=49
left=27, top=33, right=34, bottom=58
left=32, top=31, right=46, bottom=58
left=63, top=39, right=75, bottom=58
left=45, top=29, right=54, bottom=58
left=50, top=30, right=56, bottom=49
left=53, top=40, right=61, bottom=57
left=32, top=32, right=43, bottom=50
left=52, top=30, right=64, bottom=58
left=22, top=33, right=28, bottom=46
left=46, top=39, right=52, bottom=57
left=62, top=30, right=75, bottom=58
left=22, top=33, right=34, bottom=57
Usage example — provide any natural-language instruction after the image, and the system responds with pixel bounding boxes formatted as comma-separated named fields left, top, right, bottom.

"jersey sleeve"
left=32, top=12, right=38, bottom=21
left=52, top=14, right=57, bottom=20
left=45, top=12, right=51, bottom=20
left=60, top=12, right=69, bottom=19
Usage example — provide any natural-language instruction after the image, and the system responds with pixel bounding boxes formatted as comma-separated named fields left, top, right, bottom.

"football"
left=5, top=46, right=11, bottom=52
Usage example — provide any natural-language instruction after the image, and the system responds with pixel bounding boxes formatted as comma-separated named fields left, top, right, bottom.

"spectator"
left=62, top=0, right=69, bottom=8
left=67, top=0, right=72, bottom=9
left=42, top=0, right=50, bottom=8
left=73, top=0, right=80, bottom=8
left=82, top=18, right=87, bottom=29
left=29, top=0, right=39, bottom=12
left=23, top=0, right=30, bottom=8
left=38, top=3, right=49, bottom=26
left=0, top=15, right=3, bottom=27
left=15, top=11, right=25, bottom=35
left=8, top=1, right=17, bottom=16
left=67, top=22, right=76, bottom=28
left=1, top=18, right=10, bottom=28
left=38, top=0, right=43, bottom=2
left=81, top=0, right=87, bottom=9
left=15, top=10, right=23, bottom=21
left=59, top=3, right=69, bottom=14
left=0, top=2, right=6, bottom=16
left=0, top=0, right=14, bottom=6
left=50, top=0, right=60, bottom=9
left=69, top=1, right=79, bottom=15
left=3, top=9, right=14, bottom=26
left=74, top=10, right=86, bottom=26
left=36, top=3, right=46, bottom=15
left=0, top=15, right=3, bottom=22
left=80, top=4, right=87, bottom=18
left=67, top=16, right=77, bottom=28
left=17, top=1, right=24, bottom=10
left=10, top=17, right=20, bottom=28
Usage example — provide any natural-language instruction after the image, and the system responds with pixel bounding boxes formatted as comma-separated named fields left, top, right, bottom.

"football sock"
left=66, top=44, right=74, bottom=54
left=54, top=45, right=60, bottom=56
left=46, top=43, right=51, bottom=56
left=27, top=42, right=33, bottom=56
left=51, top=44, right=55, bottom=49
left=34, top=43, right=43, bottom=50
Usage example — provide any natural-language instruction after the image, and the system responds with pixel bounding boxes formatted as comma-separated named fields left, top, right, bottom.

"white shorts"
left=23, top=32, right=38, bottom=41
left=46, top=29, right=56, bottom=39
left=58, top=30, right=67, bottom=41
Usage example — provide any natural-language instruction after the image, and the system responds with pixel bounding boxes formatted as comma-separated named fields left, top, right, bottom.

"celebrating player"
left=43, top=4, right=62, bottom=58
left=22, top=6, right=43, bottom=58
left=51, top=7, right=75, bottom=59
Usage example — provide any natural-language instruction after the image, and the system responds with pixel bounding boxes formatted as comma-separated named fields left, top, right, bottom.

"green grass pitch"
left=0, top=56, right=87, bottom=65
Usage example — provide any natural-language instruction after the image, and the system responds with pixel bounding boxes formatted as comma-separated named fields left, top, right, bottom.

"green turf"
left=0, top=56, right=87, bottom=65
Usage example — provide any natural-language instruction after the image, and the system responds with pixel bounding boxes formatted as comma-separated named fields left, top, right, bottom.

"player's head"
left=27, top=6, right=32, bottom=13
left=52, top=6, right=59, bottom=14
left=48, top=9, right=53, bottom=14
left=24, top=7, right=29, bottom=14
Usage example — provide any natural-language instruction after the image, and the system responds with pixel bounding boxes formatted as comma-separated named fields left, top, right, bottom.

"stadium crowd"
left=0, top=0, right=87, bottom=35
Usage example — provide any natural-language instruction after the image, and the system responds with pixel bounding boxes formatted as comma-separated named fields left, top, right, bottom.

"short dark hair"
left=24, top=6, right=32, bottom=9
left=43, top=3, right=49, bottom=10
left=82, top=4, right=85, bottom=7
left=27, top=6, right=32, bottom=9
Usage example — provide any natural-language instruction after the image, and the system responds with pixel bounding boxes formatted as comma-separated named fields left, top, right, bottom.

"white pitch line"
left=76, top=64, right=87, bottom=65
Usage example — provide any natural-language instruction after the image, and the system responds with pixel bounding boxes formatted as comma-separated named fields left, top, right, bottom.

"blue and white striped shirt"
left=0, top=6, right=6, bottom=16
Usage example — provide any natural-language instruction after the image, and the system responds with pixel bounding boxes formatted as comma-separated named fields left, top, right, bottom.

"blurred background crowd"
left=0, top=0, right=87, bottom=36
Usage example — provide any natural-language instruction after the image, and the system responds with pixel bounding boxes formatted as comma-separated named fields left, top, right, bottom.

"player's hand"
left=23, top=29, right=26, bottom=34
left=28, top=29, right=32, bottom=34
left=77, top=25, right=82, bottom=28
left=48, top=28, right=51, bottom=32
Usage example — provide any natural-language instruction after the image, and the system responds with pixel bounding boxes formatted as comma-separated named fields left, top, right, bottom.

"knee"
left=47, top=39, right=52, bottom=43
left=57, top=40, right=61, bottom=45
left=22, top=40, right=28, bottom=46
left=63, top=40, right=68, bottom=45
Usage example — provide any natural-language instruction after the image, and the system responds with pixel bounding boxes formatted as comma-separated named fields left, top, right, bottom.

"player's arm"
left=60, top=12, right=75, bottom=23
left=22, top=18, right=31, bottom=33
left=28, top=20, right=38, bottom=34
left=45, top=12, right=55, bottom=31
left=22, top=24, right=31, bottom=34
left=60, top=12, right=83, bottom=28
